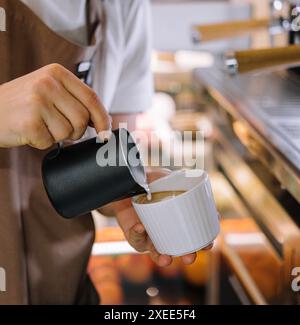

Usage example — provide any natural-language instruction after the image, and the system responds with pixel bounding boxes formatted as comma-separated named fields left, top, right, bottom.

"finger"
left=57, top=67, right=111, bottom=133
left=40, top=104, right=74, bottom=142
left=133, top=223, right=146, bottom=235
left=50, top=85, right=90, bottom=140
left=157, top=254, right=173, bottom=268
left=116, top=204, right=141, bottom=234
left=127, top=223, right=148, bottom=253
left=181, top=253, right=197, bottom=265
left=203, top=243, right=214, bottom=250
left=26, top=119, right=55, bottom=150
left=37, top=75, right=89, bottom=141
left=147, top=240, right=172, bottom=267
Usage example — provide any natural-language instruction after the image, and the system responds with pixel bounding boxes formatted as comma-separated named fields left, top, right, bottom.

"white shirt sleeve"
left=101, top=0, right=154, bottom=114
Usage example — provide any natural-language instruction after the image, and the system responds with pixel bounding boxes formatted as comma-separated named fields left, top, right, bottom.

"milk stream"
left=144, top=184, right=152, bottom=201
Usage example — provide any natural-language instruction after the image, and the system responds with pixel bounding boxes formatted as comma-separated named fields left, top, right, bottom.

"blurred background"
left=89, top=0, right=300, bottom=305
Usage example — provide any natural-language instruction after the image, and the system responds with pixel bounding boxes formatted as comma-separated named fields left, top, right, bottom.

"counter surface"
left=195, top=58, right=300, bottom=202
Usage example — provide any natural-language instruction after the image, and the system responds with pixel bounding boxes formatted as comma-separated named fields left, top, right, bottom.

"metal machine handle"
left=192, top=18, right=270, bottom=43
left=226, top=44, right=300, bottom=74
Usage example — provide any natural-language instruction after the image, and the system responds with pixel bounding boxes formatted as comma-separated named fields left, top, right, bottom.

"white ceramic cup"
left=132, top=170, right=220, bottom=257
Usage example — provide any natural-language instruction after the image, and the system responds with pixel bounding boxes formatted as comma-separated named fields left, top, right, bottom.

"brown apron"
left=0, top=0, right=105, bottom=304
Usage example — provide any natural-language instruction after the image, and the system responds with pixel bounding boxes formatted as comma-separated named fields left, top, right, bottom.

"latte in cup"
left=136, top=191, right=186, bottom=204
left=132, top=170, right=220, bottom=256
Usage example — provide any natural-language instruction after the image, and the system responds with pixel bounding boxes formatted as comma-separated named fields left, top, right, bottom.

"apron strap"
left=86, top=0, right=105, bottom=44
left=74, top=0, right=106, bottom=85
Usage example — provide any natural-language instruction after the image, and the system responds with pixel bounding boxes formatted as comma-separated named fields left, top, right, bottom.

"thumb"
left=127, top=223, right=148, bottom=253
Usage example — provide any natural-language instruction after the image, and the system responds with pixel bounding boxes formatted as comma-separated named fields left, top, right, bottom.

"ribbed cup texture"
left=133, top=175, right=220, bottom=256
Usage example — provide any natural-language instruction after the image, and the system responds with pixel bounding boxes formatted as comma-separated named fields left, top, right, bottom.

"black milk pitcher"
left=42, top=128, right=148, bottom=219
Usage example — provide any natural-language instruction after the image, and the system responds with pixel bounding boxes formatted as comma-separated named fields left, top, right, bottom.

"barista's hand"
left=113, top=168, right=214, bottom=267
left=0, top=64, right=111, bottom=149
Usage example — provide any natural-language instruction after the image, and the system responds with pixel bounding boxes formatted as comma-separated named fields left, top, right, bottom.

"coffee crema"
left=136, top=191, right=186, bottom=204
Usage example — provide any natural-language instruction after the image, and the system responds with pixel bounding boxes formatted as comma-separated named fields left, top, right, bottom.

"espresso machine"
left=287, top=0, right=300, bottom=74
left=191, top=0, right=300, bottom=305
left=222, top=0, right=300, bottom=74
